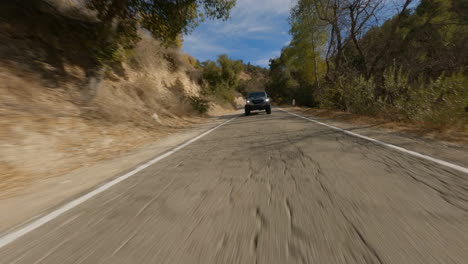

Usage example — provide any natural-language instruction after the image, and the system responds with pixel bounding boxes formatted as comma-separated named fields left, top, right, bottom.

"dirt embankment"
left=0, top=1, right=231, bottom=198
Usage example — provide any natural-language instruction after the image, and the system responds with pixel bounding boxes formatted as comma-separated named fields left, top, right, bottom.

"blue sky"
left=182, top=0, right=419, bottom=67
left=183, top=0, right=295, bottom=67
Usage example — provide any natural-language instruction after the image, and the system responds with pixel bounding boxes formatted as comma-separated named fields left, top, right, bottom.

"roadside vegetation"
left=198, top=55, right=269, bottom=107
left=85, top=0, right=270, bottom=113
left=0, top=0, right=271, bottom=195
left=0, top=0, right=240, bottom=195
left=267, top=0, right=468, bottom=130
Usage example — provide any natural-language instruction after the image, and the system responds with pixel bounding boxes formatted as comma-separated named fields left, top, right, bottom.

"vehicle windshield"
left=248, top=92, right=266, bottom=98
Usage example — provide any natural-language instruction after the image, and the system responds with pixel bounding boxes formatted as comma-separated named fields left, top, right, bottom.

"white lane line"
left=0, top=116, right=237, bottom=249
left=278, top=108, right=468, bottom=174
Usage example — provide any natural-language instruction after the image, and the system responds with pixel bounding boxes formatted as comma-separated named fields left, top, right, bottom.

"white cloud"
left=204, top=0, right=294, bottom=37
left=183, top=34, right=230, bottom=54
left=253, top=58, right=272, bottom=67
left=234, top=0, right=294, bottom=15
left=183, top=0, right=294, bottom=64
left=247, top=26, right=273, bottom=33
left=253, top=50, right=282, bottom=66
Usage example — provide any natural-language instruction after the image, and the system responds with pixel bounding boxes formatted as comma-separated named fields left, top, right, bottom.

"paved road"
left=1, top=110, right=467, bottom=263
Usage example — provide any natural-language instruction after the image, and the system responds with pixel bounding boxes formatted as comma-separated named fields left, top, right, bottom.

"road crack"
left=252, top=207, right=267, bottom=264
left=341, top=212, right=384, bottom=264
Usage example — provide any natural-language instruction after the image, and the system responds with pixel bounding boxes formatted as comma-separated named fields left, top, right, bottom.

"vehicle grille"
left=253, top=99, right=264, bottom=104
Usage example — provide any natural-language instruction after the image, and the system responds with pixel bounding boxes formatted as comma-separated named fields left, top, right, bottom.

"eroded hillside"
left=0, top=1, right=232, bottom=197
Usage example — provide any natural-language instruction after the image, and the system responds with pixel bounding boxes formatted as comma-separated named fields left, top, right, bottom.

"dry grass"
left=0, top=68, right=203, bottom=198
left=289, top=107, right=468, bottom=145
left=0, top=1, right=237, bottom=199
left=0, top=110, right=202, bottom=199
left=0, top=32, right=213, bottom=197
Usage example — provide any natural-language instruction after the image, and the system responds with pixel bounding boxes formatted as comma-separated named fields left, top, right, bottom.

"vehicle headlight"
left=246, top=100, right=251, bottom=104
left=265, top=98, right=270, bottom=102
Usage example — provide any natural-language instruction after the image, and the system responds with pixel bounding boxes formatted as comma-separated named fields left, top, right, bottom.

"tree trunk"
left=314, top=54, right=320, bottom=91
left=349, top=5, right=369, bottom=76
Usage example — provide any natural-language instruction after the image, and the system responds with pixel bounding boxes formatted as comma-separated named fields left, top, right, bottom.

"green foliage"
left=188, top=96, right=210, bottom=114
left=237, top=63, right=269, bottom=95
left=268, top=0, right=467, bottom=128
left=395, top=71, right=468, bottom=127
left=213, top=85, right=236, bottom=103
left=316, top=82, right=345, bottom=110
left=317, top=71, right=467, bottom=128
left=87, top=0, right=235, bottom=46
left=83, top=0, right=235, bottom=66
left=218, top=54, right=244, bottom=87
left=185, top=55, right=199, bottom=68
left=90, top=39, right=128, bottom=66
left=382, top=66, right=410, bottom=105
left=344, top=77, right=380, bottom=115
left=266, top=45, right=322, bottom=106
left=318, top=76, right=380, bottom=114
left=267, top=56, right=300, bottom=104
left=200, top=54, right=243, bottom=103
left=266, top=0, right=327, bottom=106
left=362, top=0, right=468, bottom=79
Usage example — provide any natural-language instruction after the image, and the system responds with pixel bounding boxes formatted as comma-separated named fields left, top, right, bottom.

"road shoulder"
left=280, top=107, right=468, bottom=168
left=0, top=113, right=239, bottom=235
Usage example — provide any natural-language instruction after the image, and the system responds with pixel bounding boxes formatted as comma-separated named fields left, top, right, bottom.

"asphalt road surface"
left=1, top=110, right=467, bottom=263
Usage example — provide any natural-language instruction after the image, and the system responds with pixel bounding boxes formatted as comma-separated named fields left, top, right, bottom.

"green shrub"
left=343, top=76, right=380, bottom=115
left=317, top=81, right=345, bottom=110
left=400, top=71, right=468, bottom=128
left=188, top=96, right=210, bottom=114
left=214, top=86, right=235, bottom=103
left=382, top=66, right=410, bottom=105
left=200, top=55, right=243, bottom=105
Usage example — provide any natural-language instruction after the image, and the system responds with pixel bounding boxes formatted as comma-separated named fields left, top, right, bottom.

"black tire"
left=245, top=106, right=250, bottom=116
left=266, top=106, right=271, bottom=114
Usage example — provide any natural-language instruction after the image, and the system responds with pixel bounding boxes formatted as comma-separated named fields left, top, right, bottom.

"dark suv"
left=245, top=91, right=271, bottom=115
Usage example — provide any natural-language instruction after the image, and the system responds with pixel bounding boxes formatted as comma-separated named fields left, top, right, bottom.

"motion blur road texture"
left=1, top=110, right=467, bottom=263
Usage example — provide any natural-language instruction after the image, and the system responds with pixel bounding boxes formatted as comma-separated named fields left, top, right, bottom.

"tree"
left=87, top=0, right=236, bottom=47
left=268, top=0, right=467, bottom=127
left=217, top=54, right=244, bottom=87
left=365, top=0, right=414, bottom=78
left=290, top=0, right=328, bottom=90
left=267, top=55, right=300, bottom=104
left=201, top=54, right=243, bottom=102
left=343, top=0, right=383, bottom=76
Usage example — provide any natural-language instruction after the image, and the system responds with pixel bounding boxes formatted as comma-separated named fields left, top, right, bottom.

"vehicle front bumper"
left=245, top=104, right=270, bottom=110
